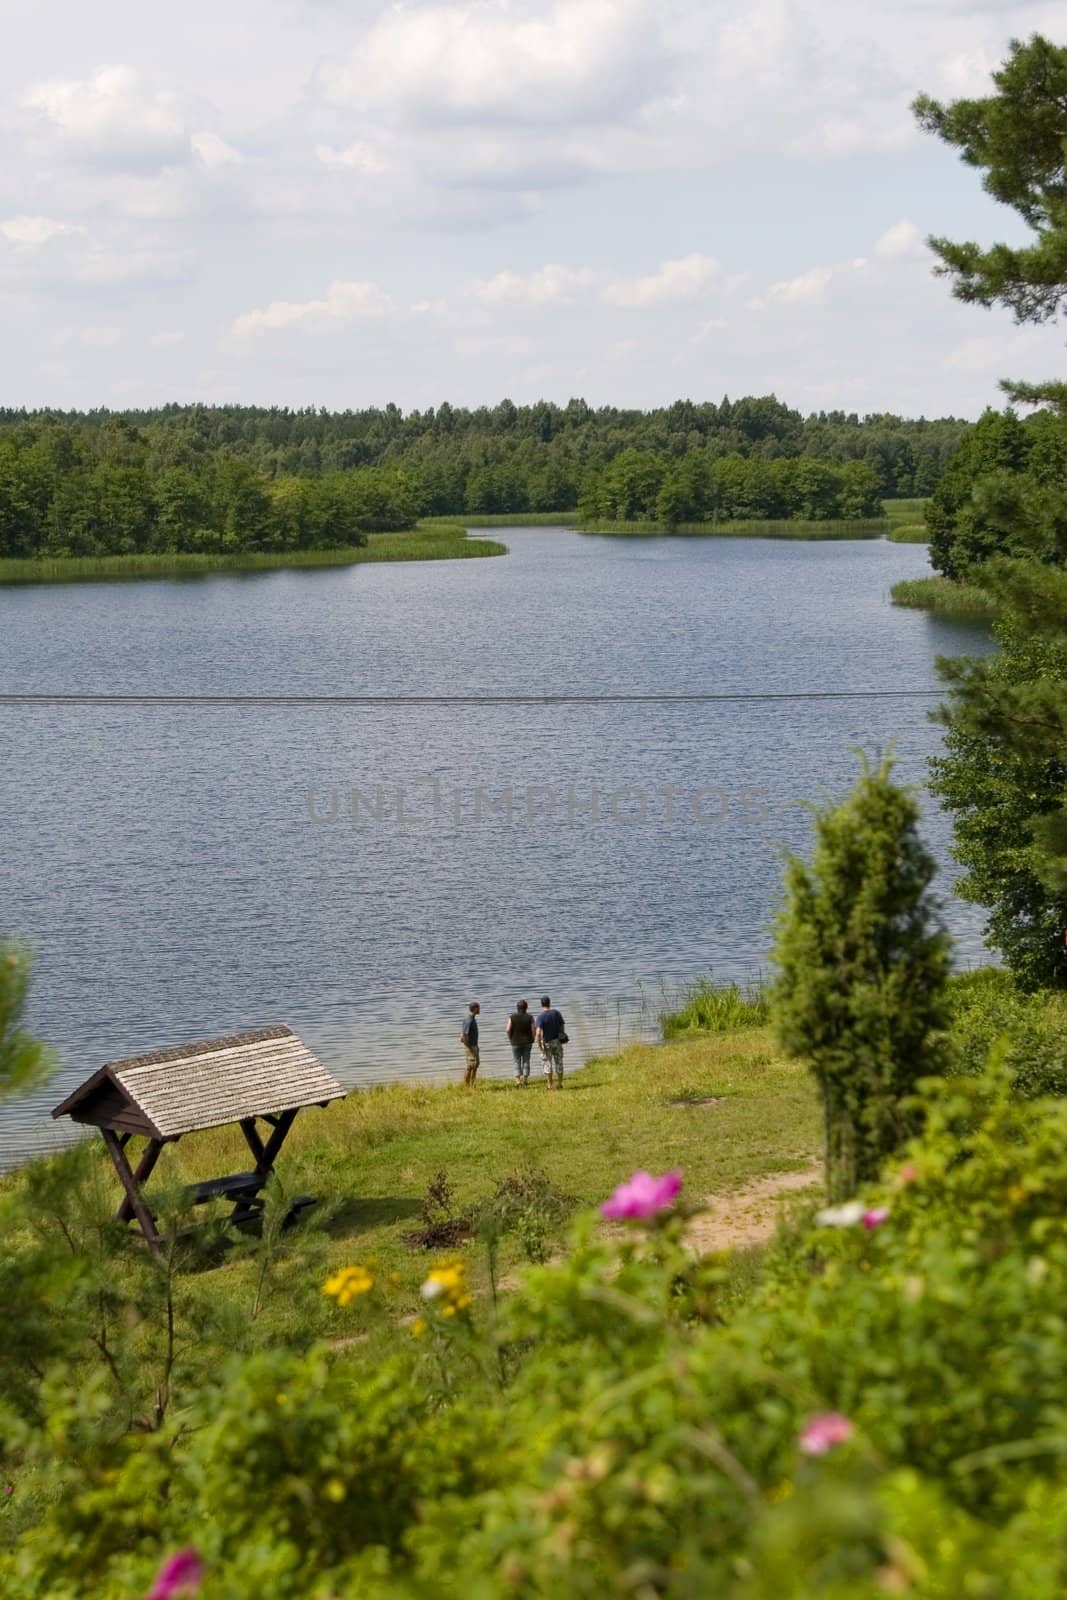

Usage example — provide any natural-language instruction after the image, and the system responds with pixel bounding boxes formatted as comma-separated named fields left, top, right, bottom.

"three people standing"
left=460, top=994, right=567, bottom=1088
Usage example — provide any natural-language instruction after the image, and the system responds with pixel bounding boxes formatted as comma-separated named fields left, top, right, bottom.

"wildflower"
left=323, top=1477, right=347, bottom=1503
left=410, top=1317, right=427, bottom=1338
left=815, top=1201, right=865, bottom=1228
left=799, top=1412, right=854, bottom=1457
left=601, top=1169, right=682, bottom=1221
left=323, top=1265, right=374, bottom=1306
left=145, top=1548, right=204, bottom=1600
left=3, top=1484, right=12, bottom=1497
left=420, top=1260, right=472, bottom=1315
left=862, top=1207, right=890, bottom=1230
left=275, top=1394, right=287, bottom=1405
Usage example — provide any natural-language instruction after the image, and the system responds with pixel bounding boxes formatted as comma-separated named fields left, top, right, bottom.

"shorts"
left=541, top=1040, right=564, bottom=1078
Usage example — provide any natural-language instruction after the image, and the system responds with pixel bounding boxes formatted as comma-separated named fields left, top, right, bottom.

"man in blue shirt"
left=460, top=1001, right=480, bottom=1088
left=535, top=995, right=566, bottom=1089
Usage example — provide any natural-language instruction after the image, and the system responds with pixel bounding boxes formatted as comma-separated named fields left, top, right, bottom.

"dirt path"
left=685, top=1162, right=823, bottom=1255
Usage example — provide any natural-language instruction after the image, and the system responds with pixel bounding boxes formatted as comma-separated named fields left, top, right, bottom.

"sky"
left=0, top=0, right=1063, bottom=419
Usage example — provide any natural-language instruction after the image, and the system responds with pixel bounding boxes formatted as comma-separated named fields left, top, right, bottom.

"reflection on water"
left=0, top=528, right=991, bottom=1166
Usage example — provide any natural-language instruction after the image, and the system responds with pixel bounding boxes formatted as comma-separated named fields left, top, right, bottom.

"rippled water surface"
left=0, top=528, right=991, bottom=1163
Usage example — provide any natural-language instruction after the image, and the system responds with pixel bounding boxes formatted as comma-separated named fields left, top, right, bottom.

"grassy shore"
left=883, top=496, right=929, bottom=542
left=579, top=516, right=887, bottom=539
left=890, top=574, right=998, bottom=617
left=422, top=511, right=581, bottom=528
left=0, top=523, right=507, bottom=586
left=7, top=1027, right=819, bottom=1354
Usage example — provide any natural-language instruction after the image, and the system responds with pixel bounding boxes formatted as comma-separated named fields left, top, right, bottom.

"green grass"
left=579, top=517, right=887, bottom=540
left=883, top=498, right=930, bottom=543
left=422, top=511, right=581, bottom=528
left=661, top=976, right=771, bottom=1038
left=890, top=575, right=998, bottom=617
left=9, top=1028, right=819, bottom=1353
left=0, top=523, right=507, bottom=586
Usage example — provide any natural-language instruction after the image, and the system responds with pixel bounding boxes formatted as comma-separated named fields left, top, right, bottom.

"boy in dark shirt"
left=460, top=1002, right=480, bottom=1087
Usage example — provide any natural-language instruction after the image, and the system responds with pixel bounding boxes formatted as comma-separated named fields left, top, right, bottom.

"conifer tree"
left=772, top=758, right=951, bottom=1201
left=0, top=942, right=55, bottom=1101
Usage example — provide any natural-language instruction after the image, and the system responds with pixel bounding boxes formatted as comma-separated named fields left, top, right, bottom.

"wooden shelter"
left=52, top=1024, right=345, bottom=1252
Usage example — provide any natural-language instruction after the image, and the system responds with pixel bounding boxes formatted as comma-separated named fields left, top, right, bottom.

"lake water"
left=0, top=528, right=991, bottom=1165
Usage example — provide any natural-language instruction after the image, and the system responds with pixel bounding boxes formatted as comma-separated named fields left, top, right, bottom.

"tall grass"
left=890, top=575, right=997, bottom=617
left=883, top=498, right=930, bottom=543
left=0, top=524, right=507, bottom=586
left=661, top=976, right=771, bottom=1038
left=422, top=512, right=581, bottom=528
left=580, top=517, right=887, bottom=540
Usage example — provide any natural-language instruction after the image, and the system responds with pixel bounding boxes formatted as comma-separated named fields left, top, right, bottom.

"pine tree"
left=0, top=942, right=55, bottom=1102
left=772, top=758, right=951, bottom=1201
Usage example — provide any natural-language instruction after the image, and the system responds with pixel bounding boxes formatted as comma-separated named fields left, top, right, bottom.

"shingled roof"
left=52, top=1024, right=345, bottom=1140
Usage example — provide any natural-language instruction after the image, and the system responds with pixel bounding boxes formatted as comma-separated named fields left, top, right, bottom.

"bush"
left=946, top=967, right=1067, bottom=1097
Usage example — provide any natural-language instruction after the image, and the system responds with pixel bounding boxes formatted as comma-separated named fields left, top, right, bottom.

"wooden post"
left=116, top=1137, right=166, bottom=1224
left=260, top=1106, right=299, bottom=1170
left=102, top=1128, right=162, bottom=1253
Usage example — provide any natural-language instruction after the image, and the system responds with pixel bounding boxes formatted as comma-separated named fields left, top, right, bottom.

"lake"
left=0, top=527, right=990, bottom=1164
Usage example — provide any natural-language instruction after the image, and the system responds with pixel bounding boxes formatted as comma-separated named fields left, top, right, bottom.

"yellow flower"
left=323, top=1477, right=347, bottom=1503
left=410, top=1317, right=428, bottom=1338
left=276, top=1394, right=288, bottom=1406
left=323, top=1265, right=375, bottom=1306
left=420, top=1258, right=472, bottom=1317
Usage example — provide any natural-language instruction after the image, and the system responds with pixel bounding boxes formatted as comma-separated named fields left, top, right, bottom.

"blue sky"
left=0, top=0, right=1063, bottom=417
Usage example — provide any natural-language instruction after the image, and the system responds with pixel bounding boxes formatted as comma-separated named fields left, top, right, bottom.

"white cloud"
left=0, top=215, right=82, bottom=246
left=315, top=140, right=387, bottom=175
left=766, top=266, right=834, bottom=305
left=191, top=132, right=244, bottom=169
left=233, top=279, right=395, bottom=336
left=606, top=253, right=720, bottom=308
left=321, top=0, right=669, bottom=127
left=875, top=218, right=925, bottom=258
left=23, top=65, right=193, bottom=170
left=475, top=264, right=595, bottom=305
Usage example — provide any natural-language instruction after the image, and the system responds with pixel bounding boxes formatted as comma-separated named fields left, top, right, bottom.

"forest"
left=0, top=398, right=969, bottom=557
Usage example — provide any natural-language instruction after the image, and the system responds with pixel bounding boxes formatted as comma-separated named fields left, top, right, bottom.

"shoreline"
left=0, top=523, right=507, bottom=587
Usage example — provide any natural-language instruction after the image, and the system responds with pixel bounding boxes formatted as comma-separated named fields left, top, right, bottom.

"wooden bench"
left=187, top=1171, right=265, bottom=1206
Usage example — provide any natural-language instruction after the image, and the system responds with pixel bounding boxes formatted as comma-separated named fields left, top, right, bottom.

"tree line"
left=0, top=393, right=971, bottom=555
left=577, top=447, right=884, bottom=525
left=0, top=421, right=418, bottom=558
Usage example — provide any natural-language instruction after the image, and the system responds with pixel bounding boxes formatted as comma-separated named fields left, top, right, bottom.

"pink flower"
left=799, top=1412, right=854, bottom=1457
left=145, top=1549, right=204, bottom=1600
left=863, top=1207, right=890, bottom=1230
left=601, top=1170, right=682, bottom=1221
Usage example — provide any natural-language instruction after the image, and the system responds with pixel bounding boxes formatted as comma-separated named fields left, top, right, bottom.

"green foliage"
left=0, top=525, right=505, bottom=585
left=945, top=968, right=1067, bottom=1096
left=772, top=757, right=951, bottom=1200
left=8, top=1070, right=1067, bottom=1596
left=915, top=35, right=1067, bottom=332
left=0, top=399, right=970, bottom=555
left=661, top=977, right=771, bottom=1037
left=931, top=565, right=1067, bottom=988
left=579, top=448, right=885, bottom=527
left=889, top=574, right=997, bottom=616
left=0, top=943, right=55, bottom=1102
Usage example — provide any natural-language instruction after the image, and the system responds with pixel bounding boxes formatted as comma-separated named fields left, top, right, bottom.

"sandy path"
left=685, top=1162, right=823, bottom=1255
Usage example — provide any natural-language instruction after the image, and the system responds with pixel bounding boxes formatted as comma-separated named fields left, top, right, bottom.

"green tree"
left=0, top=942, right=55, bottom=1101
left=931, top=570, right=1067, bottom=989
left=925, top=409, right=1030, bottom=578
left=914, top=35, right=1067, bottom=340
left=916, top=37, right=1067, bottom=983
left=772, top=757, right=951, bottom=1200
